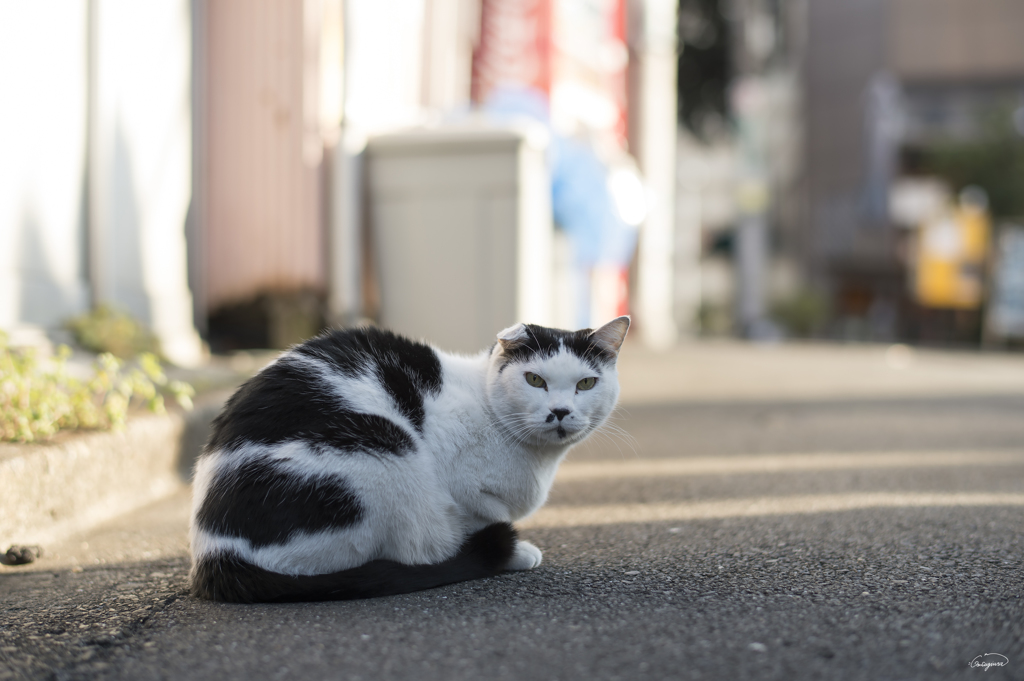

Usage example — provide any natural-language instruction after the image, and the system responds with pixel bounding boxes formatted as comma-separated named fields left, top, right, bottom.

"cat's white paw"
left=506, top=540, right=543, bottom=570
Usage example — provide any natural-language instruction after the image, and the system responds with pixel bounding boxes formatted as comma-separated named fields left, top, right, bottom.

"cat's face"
left=486, top=317, right=629, bottom=449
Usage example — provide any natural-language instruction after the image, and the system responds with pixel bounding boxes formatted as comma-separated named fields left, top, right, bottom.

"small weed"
left=66, top=305, right=160, bottom=359
left=771, top=290, right=830, bottom=338
left=0, top=330, right=194, bottom=443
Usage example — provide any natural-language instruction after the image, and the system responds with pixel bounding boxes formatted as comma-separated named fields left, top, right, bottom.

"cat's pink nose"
left=551, top=408, right=570, bottom=421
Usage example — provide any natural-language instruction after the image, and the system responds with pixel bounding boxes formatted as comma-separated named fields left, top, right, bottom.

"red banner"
left=471, top=0, right=552, bottom=104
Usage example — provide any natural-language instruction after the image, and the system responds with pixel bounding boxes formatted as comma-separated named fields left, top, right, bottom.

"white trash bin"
left=366, top=124, right=554, bottom=353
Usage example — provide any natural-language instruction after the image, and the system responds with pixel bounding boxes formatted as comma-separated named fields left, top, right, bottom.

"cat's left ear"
left=496, top=323, right=530, bottom=351
left=589, top=316, right=630, bottom=356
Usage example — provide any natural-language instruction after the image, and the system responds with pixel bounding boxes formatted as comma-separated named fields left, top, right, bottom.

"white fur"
left=190, top=321, right=626, bottom=576
left=507, top=540, right=543, bottom=570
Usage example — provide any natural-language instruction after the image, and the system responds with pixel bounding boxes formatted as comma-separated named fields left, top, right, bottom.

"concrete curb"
left=0, top=394, right=227, bottom=552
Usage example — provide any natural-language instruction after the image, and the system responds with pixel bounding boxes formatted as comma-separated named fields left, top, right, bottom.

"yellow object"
left=735, top=179, right=769, bottom=214
left=914, top=206, right=990, bottom=309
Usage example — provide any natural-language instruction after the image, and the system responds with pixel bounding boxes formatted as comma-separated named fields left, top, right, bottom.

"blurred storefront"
left=195, top=0, right=680, bottom=350
left=471, top=0, right=641, bottom=332
left=684, top=0, right=1024, bottom=347
left=18, top=1, right=1024, bottom=352
left=797, top=0, right=1024, bottom=345
left=1, top=0, right=684, bottom=354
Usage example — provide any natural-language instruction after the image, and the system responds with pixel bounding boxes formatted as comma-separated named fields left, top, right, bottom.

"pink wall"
left=201, top=0, right=324, bottom=311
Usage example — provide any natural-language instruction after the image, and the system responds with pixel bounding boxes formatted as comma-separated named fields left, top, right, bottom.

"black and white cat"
left=189, top=316, right=630, bottom=602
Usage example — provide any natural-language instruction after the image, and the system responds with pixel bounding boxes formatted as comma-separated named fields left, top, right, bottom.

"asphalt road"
left=3, top=345, right=1024, bottom=681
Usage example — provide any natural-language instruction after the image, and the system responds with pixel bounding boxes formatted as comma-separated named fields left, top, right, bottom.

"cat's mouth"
left=551, top=424, right=583, bottom=441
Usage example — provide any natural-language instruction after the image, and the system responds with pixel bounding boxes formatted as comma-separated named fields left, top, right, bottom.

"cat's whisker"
left=601, top=421, right=639, bottom=452
left=610, top=404, right=633, bottom=418
left=488, top=412, right=538, bottom=448
left=589, top=421, right=640, bottom=458
left=492, top=422, right=536, bottom=450
left=602, top=427, right=637, bottom=450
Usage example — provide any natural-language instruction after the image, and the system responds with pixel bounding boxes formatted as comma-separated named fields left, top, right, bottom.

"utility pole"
left=731, top=0, right=779, bottom=340
left=630, top=0, right=679, bottom=349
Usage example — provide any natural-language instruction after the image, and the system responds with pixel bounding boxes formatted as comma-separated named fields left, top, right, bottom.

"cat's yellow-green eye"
left=576, top=377, right=597, bottom=391
left=524, top=372, right=547, bottom=388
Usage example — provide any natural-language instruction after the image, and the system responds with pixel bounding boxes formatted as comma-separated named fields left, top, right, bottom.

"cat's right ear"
left=496, top=323, right=529, bottom=351
left=589, top=316, right=630, bottom=356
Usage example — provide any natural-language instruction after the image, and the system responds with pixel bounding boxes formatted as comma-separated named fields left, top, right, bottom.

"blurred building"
left=675, top=0, right=802, bottom=339
left=196, top=0, right=684, bottom=351
left=2, top=0, right=684, bottom=357
left=198, top=0, right=683, bottom=350
left=7, top=1, right=1023, bottom=356
left=802, top=0, right=1024, bottom=344
left=682, top=0, right=1024, bottom=345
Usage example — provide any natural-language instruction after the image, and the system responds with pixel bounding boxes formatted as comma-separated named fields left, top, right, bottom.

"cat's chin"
left=538, top=425, right=588, bottom=446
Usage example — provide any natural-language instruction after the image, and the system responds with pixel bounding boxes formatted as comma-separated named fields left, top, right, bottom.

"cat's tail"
left=190, top=522, right=518, bottom=603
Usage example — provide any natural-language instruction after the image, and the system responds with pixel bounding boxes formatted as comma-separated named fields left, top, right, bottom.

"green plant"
left=0, top=330, right=194, bottom=443
left=917, top=103, right=1024, bottom=218
left=66, top=305, right=160, bottom=358
left=697, top=302, right=734, bottom=336
left=771, top=290, right=830, bottom=337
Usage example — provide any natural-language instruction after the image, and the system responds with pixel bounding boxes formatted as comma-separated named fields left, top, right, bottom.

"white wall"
left=631, top=0, right=680, bottom=347
left=90, top=0, right=202, bottom=365
left=344, top=0, right=427, bottom=133
left=0, top=2, right=90, bottom=331
left=0, top=1, right=202, bottom=365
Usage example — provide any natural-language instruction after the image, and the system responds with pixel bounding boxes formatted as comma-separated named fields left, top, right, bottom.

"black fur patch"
left=191, top=522, right=518, bottom=603
left=499, top=325, right=614, bottom=372
left=195, top=457, right=362, bottom=548
left=206, top=356, right=415, bottom=454
left=296, top=327, right=443, bottom=433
